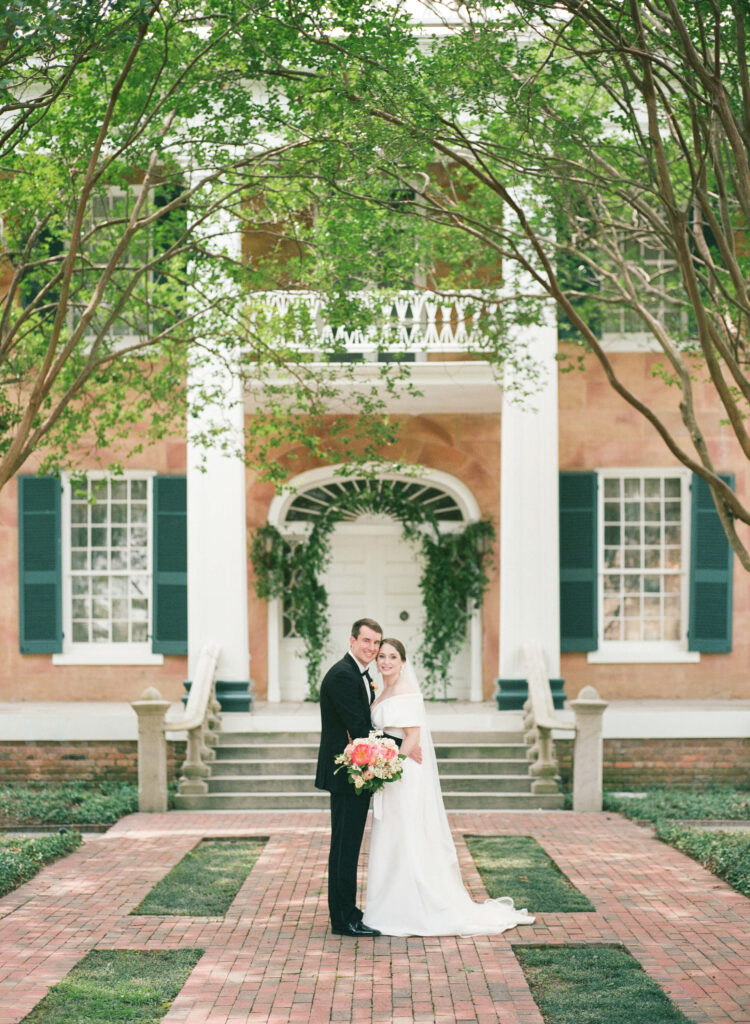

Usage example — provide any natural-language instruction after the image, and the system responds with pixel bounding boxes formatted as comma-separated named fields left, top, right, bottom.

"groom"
left=315, top=617, right=383, bottom=937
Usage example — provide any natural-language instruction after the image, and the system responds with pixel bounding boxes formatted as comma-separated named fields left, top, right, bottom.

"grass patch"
left=604, top=787, right=750, bottom=824
left=655, top=823, right=750, bottom=899
left=0, top=782, right=142, bottom=827
left=21, top=948, right=203, bottom=1024
left=515, top=944, right=692, bottom=1024
left=0, top=831, right=82, bottom=898
left=133, top=837, right=267, bottom=916
left=464, top=835, right=594, bottom=913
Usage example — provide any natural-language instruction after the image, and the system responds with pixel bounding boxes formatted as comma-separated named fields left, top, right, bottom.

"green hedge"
left=0, top=832, right=82, bottom=897
left=0, top=782, right=140, bottom=826
left=604, top=787, right=750, bottom=824
left=655, top=824, right=750, bottom=900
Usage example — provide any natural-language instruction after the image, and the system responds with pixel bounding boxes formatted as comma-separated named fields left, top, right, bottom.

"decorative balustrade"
left=131, top=643, right=221, bottom=812
left=253, top=289, right=500, bottom=353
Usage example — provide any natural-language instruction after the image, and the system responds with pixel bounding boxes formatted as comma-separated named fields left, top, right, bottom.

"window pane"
left=664, top=478, right=681, bottom=498
left=624, top=478, right=641, bottom=498
left=71, top=505, right=88, bottom=524
left=600, top=472, right=686, bottom=646
left=67, top=476, right=151, bottom=647
left=604, top=479, right=620, bottom=497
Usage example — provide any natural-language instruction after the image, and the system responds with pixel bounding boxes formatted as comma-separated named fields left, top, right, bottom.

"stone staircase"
left=174, top=728, right=564, bottom=811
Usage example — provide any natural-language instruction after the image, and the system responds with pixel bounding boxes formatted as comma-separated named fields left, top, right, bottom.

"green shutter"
left=689, top=473, right=734, bottom=652
left=152, top=475, right=187, bottom=655
left=18, top=476, right=62, bottom=653
left=559, top=472, right=598, bottom=651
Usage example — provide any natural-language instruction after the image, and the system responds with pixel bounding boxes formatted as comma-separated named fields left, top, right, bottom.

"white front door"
left=277, top=519, right=471, bottom=699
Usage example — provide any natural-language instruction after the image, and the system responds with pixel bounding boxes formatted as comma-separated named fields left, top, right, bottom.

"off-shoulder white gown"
left=363, top=691, right=535, bottom=937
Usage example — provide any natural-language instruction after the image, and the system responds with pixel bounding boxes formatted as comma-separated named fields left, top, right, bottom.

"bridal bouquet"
left=334, top=730, right=406, bottom=795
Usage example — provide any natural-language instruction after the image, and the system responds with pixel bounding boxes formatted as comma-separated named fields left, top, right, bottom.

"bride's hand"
left=408, top=745, right=422, bottom=765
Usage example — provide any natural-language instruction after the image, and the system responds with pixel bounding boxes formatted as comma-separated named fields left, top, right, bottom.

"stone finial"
left=138, top=686, right=164, bottom=702
left=577, top=684, right=600, bottom=701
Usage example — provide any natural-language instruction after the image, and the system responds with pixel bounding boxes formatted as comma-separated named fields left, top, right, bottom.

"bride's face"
left=377, top=643, right=403, bottom=681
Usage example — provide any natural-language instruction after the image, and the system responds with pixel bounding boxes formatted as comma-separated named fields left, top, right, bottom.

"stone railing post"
left=131, top=687, right=172, bottom=813
left=569, top=685, right=608, bottom=812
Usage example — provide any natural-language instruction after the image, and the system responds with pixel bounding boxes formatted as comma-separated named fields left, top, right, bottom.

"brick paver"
left=0, top=811, right=748, bottom=1023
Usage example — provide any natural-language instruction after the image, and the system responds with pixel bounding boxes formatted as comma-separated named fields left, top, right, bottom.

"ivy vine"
left=250, top=480, right=495, bottom=700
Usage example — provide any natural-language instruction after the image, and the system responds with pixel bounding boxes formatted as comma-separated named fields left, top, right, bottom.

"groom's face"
left=350, top=626, right=382, bottom=667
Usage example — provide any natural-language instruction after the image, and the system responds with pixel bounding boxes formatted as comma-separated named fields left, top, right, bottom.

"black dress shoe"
left=331, top=920, right=381, bottom=937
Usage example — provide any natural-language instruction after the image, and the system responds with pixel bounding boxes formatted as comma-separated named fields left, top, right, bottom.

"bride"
left=363, top=637, right=535, bottom=937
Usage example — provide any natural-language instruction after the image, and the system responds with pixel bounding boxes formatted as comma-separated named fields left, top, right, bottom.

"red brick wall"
left=556, top=738, right=750, bottom=790
left=0, top=741, right=185, bottom=783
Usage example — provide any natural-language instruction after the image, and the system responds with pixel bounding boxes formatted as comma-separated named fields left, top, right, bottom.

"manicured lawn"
left=133, top=837, right=267, bottom=916
left=0, top=832, right=82, bottom=898
left=464, top=835, right=594, bottom=912
left=20, top=948, right=203, bottom=1024
left=515, top=945, right=692, bottom=1024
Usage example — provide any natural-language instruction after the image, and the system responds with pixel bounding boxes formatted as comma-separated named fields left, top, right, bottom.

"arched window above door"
left=283, top=477, right=467, bottom=524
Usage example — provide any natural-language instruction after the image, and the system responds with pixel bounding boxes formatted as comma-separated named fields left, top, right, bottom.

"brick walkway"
left=0, top=811, right=749, bottom=1024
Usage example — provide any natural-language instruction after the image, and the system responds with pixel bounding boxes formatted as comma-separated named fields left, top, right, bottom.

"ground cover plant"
left=133, top=838, right=267, bottom=916
left=604, top=788, right=750, bottom=823
left=0, top=832, right=82, bottom=898
left=0, top=781, right=141, bottom=827
left=655, top=824, right=750, bottom=900
left=20, top=948, right=203, bottom=1024
left=515, top=944, right=692, bottom=1024
left=464, top=835, right=594, bottom=913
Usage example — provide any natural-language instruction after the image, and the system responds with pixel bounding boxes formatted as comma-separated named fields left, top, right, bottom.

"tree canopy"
left=0, top=0, right=409, bottom=490
left=251, top=0, right=750, bottom=565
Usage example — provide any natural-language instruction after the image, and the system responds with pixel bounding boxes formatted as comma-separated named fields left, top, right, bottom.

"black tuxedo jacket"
left=315, top=652, right=374, bottom=793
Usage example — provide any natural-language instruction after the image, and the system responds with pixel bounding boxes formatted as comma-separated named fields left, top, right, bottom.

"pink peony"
left=351, top=743, right=374, bottom=766
left=381, top=745, right=397, bottom=761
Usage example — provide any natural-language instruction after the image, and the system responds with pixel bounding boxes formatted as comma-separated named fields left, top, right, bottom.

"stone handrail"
left=131, top=643, right=222, bottom=812
left=522, top=644, right=575, bottom=797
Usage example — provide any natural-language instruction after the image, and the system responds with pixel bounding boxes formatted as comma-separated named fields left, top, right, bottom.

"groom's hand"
left=408, top=746, right=423, bottom=764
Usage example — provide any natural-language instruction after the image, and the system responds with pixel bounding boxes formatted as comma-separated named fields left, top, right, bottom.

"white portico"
left=184, top=296, right=561, bottom=706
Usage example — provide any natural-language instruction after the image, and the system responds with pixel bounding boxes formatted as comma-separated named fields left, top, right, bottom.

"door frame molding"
left=266, top=463, right=483, bottom=702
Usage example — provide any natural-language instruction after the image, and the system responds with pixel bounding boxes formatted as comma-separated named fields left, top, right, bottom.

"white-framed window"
left=599, top=240, right=692, bottom=352
left=588, top=468, right=699, bottom=663
left=53, top=471, right=164, bottom=665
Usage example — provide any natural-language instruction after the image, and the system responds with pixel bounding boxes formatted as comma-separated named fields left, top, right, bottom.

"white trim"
left=587, top=645, right=699, bottom=664
left=593, top=467, right=694, bottom=662
left=268, top=463, right=481, bottom=528
left=54, top=470, right=162, bottom=667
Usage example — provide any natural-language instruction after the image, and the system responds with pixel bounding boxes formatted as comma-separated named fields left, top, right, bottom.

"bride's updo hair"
left=380, top=637, right=406, bottom=661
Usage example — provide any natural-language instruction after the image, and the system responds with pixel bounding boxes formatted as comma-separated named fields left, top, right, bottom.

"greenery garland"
left=250, top=481, right=495, bottom=700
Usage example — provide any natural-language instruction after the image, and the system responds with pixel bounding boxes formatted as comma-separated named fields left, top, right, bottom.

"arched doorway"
left=265, top=467, right=484, bottom=702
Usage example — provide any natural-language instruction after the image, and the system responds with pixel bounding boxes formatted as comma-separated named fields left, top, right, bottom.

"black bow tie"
left=362, top=669, right=372, bottom=683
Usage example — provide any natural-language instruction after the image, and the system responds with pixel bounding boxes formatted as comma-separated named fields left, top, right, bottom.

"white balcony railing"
left=254, top=289, right=500, bottom=354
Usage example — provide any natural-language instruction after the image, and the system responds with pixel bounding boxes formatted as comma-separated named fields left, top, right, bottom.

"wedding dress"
left=363, top=671, right=535, bottom=937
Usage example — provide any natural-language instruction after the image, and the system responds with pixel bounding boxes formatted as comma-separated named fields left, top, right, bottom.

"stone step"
left=205, top=773, right=534, bottom=795
left=218, top=731, right=321, bottom=744
left=434, top=744, right=528, bottom=759
left=174, top=790, right=563, bottom=811
left=438, top=758, right=530, bottom=776
left=216, top=743, right=319, bottom=760
left=208, top=757, right=531, bottom=778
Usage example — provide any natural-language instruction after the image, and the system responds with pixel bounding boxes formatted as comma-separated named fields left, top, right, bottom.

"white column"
left=499, top=322, right=560, bottom=680
left=187, top=350, right=250, bottom=690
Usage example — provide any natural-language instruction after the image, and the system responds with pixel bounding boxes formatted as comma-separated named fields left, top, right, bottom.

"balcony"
left=253, top=288, right=501, bottom=357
